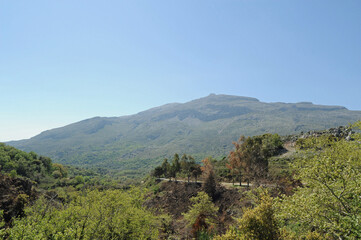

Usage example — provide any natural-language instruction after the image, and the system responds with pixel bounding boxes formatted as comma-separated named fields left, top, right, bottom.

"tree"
left=74, top=175, right=85, bottom=184
left=238, top=190, right=280, bottom=240
left=39, top=156, right=52, bottom=173
left=276, top=121, right=361, bottom=239
left=182, top=192, right=219, bottom=239
left=203, top=170, right=217, bottom=201
left=260, top=133, right=283, bottom=158
left=0, top=144, right=57, bottom=185
left=201, top=157, right=213, bottom=177
left=227, top=134, right=281, bottom=187
left=245, top=136, right=268, bottom=183
left=227, top=136, right=245, bottom=186
left=52, top=163, right=68, bottom=178
left=201, top=158, right=218, bottom=200
left=1, top=188, right=168, bottom=239
left=161, top=158, right=171, bottom=179
left=191, top=164, right=202, bottom=183
left=171, top=153, right=181, bottom=181
left=172, top=153, right=181, bottom=172
left=214, top=190, right=280, bottom=240
left=152, top=166, right=164, bottom=178
left=181, top=154, right=195, bottom=183
left=168, top=166, right=176, bottom=181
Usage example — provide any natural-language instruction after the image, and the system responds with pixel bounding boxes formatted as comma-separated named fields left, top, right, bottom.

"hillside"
left=8, top=94, right=361, bottom=173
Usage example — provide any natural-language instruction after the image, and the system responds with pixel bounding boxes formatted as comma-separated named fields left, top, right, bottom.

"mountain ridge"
left=7, top=94, right=361, bottom=173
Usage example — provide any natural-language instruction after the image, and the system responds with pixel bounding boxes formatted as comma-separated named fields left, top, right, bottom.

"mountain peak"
left=201, top=93, right=260, bottom=102
left=8, top=95, right=361, bottom=173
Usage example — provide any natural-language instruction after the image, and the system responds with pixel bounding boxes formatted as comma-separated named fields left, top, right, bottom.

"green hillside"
left=8, top=94, right=361, bottom=173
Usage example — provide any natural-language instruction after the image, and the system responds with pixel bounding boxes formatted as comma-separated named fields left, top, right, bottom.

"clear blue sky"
left=1, top=0, right=361, bottom=141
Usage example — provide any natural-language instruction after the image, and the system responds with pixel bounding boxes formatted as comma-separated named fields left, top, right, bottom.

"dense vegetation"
left=9, top=94, right=361, bottom=175
left=227, top=133, right=283, bottom=186
left=0, top=143, right=52, bottom=183
left=276, top=123, right=361, bottom=239
left=1, top=188, right=167, bottom=239
left=152, top=153, right=202, bottom=183
left=0, top=143, right=125, bottom=190
left=1, top=121, right=360, bottom=239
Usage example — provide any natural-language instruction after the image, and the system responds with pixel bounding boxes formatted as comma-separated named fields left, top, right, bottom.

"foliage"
left=171, top=153, right=181, bottom=179
left=10, top=94, right=361, bottom=177
left=0, top=143, right=56, bottom=183
left=192, top=164, right=202, bottom=183
left=52, top=163, right=68, bottom=178
left=214, top=189, right=279, bottom=240
left=276, top=121, right=361, bottom=239
left=238, top=190, right=280, bottom=239
left=152, top=166, right=164, bottom=178
left=201, top=158, right=218, bottom=200
left=182, top=191, right=219, bottom=232
left=201, top=157, right=214, bottom=178
left=180, top=154, right=196, bottom=182
left=0, top=214, right=5, bottom=239
left=1, top=188, right=167, bottom=239
left=2, top=111, right=361, bottom=239
left=152, top=153, right=202, bottom=183
left=161, top=158, right=171, bottom=178
left=211, top=157, right=231, bottom=182
left=227, top=134, right=283, bottom=186
left=203, top=170, right=217, bottom=201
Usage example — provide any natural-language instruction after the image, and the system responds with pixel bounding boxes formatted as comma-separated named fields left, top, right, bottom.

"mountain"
left=7, top=94, right=361, bottom=174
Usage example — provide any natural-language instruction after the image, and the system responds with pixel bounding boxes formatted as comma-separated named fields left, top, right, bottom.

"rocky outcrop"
left=301, top=126, right=353, bottom=139
left=285, top=126, right=355, bottom=142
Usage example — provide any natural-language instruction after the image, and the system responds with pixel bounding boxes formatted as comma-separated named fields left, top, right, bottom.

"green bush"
left=2, top=188, right=168, bottom=239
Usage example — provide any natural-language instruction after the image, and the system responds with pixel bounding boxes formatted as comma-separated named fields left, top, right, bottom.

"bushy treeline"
left=227, top=133, right=283, bottom=186
left=0, top=143, right=53, bottom=183
left=0, top=143, right=123, bottom=190
left=274, top=122, right=361, bottom=239
left=214, top=121, right=361, bottom=239
left=2, top=122, right=361, bottom=239
left=149, top=124, right=361, bottom=239
left=0, top=143, right=123, bottom=230
left=151, top=133, right=283, bottom=187
left=0, top=188, right=168, bottom=239
left=152, top=153, right=203, bottom=183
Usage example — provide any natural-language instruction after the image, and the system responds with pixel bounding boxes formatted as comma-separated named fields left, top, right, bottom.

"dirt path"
left=157, top=178, right=252, bottom=189
left=279, top=141, right=296, bottom=158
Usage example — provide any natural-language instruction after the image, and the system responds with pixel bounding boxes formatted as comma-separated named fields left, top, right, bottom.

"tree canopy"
left=227, top=134, right=283, bottom=186
left=276, top=122, right=361, bottom=239
left=1, top=188, right=167, bottom=240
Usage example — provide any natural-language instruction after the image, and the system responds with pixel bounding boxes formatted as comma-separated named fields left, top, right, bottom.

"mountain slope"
left=8, top=94, right=361, bottom=173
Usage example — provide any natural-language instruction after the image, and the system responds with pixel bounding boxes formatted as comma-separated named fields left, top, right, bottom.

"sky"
left=1, top=0, right=361, bottom=142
